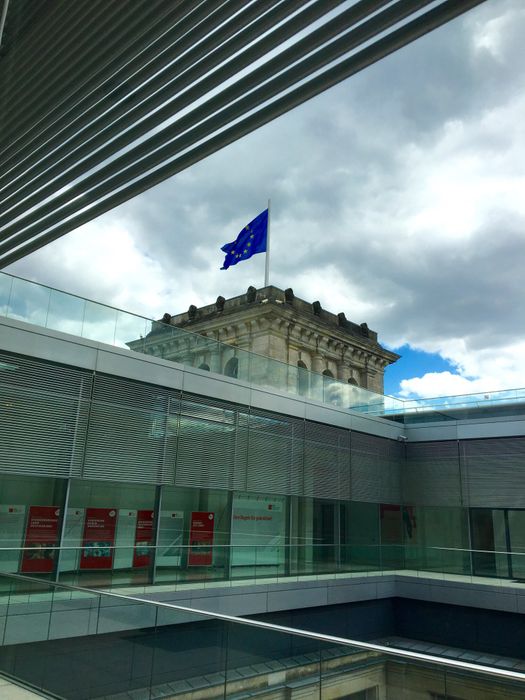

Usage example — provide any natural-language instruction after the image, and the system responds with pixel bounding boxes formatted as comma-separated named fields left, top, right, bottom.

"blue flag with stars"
left=220, top=209, right=268, bottom=270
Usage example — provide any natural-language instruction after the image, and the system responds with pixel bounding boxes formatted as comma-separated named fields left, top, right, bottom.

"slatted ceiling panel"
left=83, top=401, right=175, bottom=484
left=461, top=437, right=525, bottom=508
left=83, top=374, right=180, bottom=484
left=403, top=440, right=461, bottom=507
left=180, top=391, right=240, bottom=418
left=289, top=437, right=305, bottom=497
left=93, top=372, right=180, bottom=411
left=175, top=414, right=236, bottom=490
left=247, top=410, right=304, bottom=496
left=246, top=432, right=294, bottom=495
left=249, top=408, right=296, bottom=437
left=0, top=350, right=93, bottom=397
left=232, top=423, right=249, bottom=492
left=0, top=386, right=89, bottom=478
left=351, top=431, right=402, bottom=504
left=0, top=351, right=92, bottom=479
left=174, top=391, right=243, bottom=490
left=303, top=422, right=350, bottom=500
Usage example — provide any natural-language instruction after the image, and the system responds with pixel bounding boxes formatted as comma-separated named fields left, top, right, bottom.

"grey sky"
left=9, top=0, right=525, bottom=397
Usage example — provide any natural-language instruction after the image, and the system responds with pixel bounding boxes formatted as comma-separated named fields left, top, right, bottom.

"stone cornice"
left=166, top=300, right=398, bottom=365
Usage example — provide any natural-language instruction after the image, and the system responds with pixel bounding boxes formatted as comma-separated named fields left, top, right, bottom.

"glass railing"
left=1, top=570, right=524, bottom=700
left=1, top=543, right=525, bottom=592
left=2, top=270, right=525, bottom=421
left=0, top=270, right=400, bottom=415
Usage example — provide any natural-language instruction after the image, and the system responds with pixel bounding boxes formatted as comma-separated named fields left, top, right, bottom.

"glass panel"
left=225, top=620, right=321, bottom=698
left=0, top=474, right=67, bottom=576
left=7, top=275, right=50, bottom=326
left=46, top=288, right=85, bottom=336
left=385, top=658, right=447, bottom=698
left=380, top=504, right=404, bottom=570
left=60, top=479, right=156, bottom=587
left=0, top=271, right=13, bottom=316
left=155, top=486, right=230, bottom=586
left=343, top=501, right=380, bottom=573
left=231, top=492, right=287, bottom=579
left=508, top=510, right=525, bottom=580
left=321, top=642, right=385, bottom=699
left=470, top=508, right=509, bottom=578
left=114, top=309, right=150, bottom=351
left=81, top=300, right=118, bottom=344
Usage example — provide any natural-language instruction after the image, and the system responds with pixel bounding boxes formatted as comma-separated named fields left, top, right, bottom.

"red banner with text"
left=132, top=509, right=154, bottom=568
left=188, top=511, right=215, bottom=566
left=20, top=505, right=60, bottom=573
left=80, top=508, right=117, bottom=569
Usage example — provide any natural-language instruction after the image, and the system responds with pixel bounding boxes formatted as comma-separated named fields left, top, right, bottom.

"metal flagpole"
left=264, top=199, right=271, bottom=287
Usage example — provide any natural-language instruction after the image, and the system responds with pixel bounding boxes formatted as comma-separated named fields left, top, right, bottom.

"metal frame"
left=2, top=569, right=525, bottom=684
left=0, top=0, right=488, bottom=267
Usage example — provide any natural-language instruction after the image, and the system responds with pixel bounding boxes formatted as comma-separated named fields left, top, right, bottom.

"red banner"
left=132, top=509, right=154, bottom=568
left=80, top=507, right=117, bottom=570
left=20, top=506, right=60, bottom=573
left=188, top=511, right=215, bottom=566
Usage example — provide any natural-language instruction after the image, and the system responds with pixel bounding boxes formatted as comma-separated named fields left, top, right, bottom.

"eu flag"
left=220, top=209, right=268, bottom=270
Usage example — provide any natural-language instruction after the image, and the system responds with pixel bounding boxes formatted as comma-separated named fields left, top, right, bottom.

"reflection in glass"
left=82, top=300, right=118, bottom=344
left=46, top=289, right=85, bottom=337
left=0, top=272, right=13, bottom=316
left=8, top=276, right=50, bottom=327
left=115, top=310, right=149, bottom=351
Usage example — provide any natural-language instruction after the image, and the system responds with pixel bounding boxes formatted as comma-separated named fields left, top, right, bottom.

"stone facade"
left=141, top=286, right=398, bottom=394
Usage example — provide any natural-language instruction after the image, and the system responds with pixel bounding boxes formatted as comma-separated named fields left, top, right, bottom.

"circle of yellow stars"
left=231, top=226, right=255, bottom=259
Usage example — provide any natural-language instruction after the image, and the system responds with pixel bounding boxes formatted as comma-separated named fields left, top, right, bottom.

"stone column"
left=311, top=351, right=324, bottom=400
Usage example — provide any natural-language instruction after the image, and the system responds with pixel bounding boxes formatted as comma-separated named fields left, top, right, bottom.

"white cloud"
left=400, top=340, right=525, bottom=398
left=6, top=0, right=525, bottom=400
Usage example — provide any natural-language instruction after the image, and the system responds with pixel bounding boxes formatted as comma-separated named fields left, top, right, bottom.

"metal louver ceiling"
left=0, top=0, right=486, bottom=267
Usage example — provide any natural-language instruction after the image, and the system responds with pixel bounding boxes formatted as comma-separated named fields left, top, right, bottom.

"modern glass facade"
left=2, top=343, right=525, bottom=588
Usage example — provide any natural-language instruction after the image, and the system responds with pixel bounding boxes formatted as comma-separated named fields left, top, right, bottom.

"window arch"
left=198, top=363, right=210, bottom=371
left=224, top=357, right=238, bottom=378
left=322, top=369, right=334, bottom=378
left=348, top=377, right=358, bottom=386
left=297, top=360, right=308, bottom=395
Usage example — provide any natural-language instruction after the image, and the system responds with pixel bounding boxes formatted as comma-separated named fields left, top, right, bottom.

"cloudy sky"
left=7, top=0, right=525, bottom=399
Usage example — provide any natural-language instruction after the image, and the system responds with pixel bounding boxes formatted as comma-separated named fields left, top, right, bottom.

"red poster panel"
left=132, top=509, right=154, bottom=568
left=80, top=508, right=117, bottom=570
left=188, top=511, right=215, bottom=566
left=20, top=506, right=60, bottom=573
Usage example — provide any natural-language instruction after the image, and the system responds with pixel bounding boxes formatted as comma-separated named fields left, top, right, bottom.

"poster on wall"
left=20, top=505, right=60, bottom=573
left=231, top=494, right=285, bottom=566
left=80, top=507, right=117, bottom=570
left=133, top=509, right=155, bottom=568
left=188, top=511, right=215, bottom=566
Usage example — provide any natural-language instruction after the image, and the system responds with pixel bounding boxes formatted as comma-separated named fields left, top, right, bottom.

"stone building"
left=139, top=285, right=398, bottom=395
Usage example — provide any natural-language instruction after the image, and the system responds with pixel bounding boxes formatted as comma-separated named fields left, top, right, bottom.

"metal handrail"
left=1, top=570, right=524, bottom=684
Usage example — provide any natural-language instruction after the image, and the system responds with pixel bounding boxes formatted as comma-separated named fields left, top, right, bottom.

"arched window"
left=322, top=369, right=334, bottom=378
left=297, top=360, right=308, bottom=395
left=198, top=363, right=210, bottom=371
left=348, top=377, right=358, bottom=386
left=224, top=357, right=238, bottom=378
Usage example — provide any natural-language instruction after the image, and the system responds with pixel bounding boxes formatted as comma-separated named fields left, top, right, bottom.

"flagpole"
left=264, top=198, right=271, bottom=287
